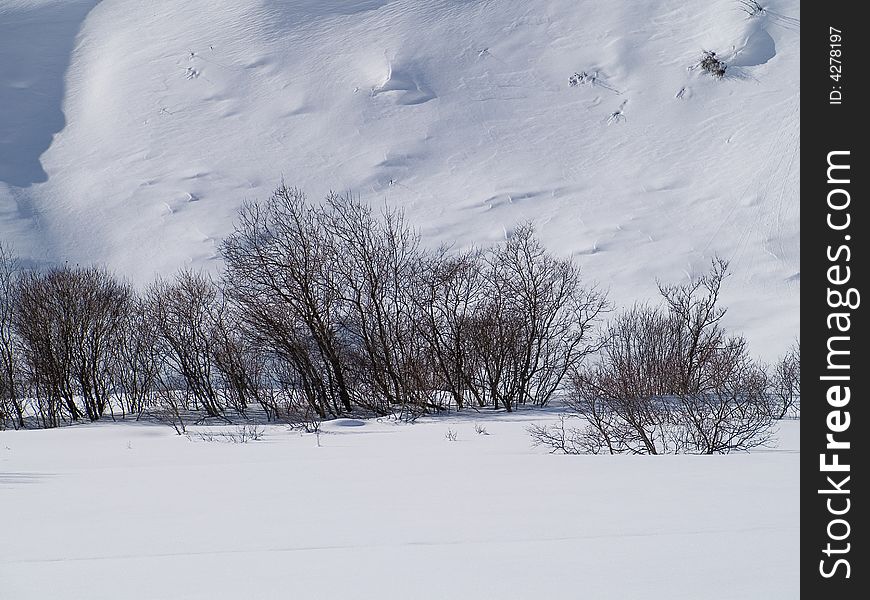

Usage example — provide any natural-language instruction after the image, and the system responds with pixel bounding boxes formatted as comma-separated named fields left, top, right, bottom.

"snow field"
left=0, top=413, right=799, bottom=599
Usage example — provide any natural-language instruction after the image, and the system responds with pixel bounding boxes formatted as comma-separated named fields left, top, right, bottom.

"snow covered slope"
left=0, top=0, right=800, bottom=358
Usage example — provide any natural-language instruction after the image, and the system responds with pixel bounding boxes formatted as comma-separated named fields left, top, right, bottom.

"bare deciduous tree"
left=112, top=297, right=159, bottom=420
left=539, top=259, right=776, bottom=454
left=13, top=265, right=132, bottom=425
left=473, top=224, right=606, bottom=412
left=224, top=188, right=605, bottom=420
left=674, top=345, right=773, bottom=454
left=222, top=185, right=354, bottom=418
left=769, top=341, right=800, bottom=419
left=416, top=249, right=485, bottom=410
left=0, top=243, right=24, bottom=429
left=147, top=270, right=223, bottom=418
left=211, top=297, right=277, bottom=419
left=323, top=193, right=431, bottom=418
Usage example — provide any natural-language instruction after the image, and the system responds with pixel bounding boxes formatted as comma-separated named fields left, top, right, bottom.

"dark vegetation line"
left=0, top=183, right=799, bottom=454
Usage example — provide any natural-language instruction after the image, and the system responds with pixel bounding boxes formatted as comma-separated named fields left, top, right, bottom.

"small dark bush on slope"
left=738, top=0, right=765, bottom=18
left=699, top=51, right=727, bottom=79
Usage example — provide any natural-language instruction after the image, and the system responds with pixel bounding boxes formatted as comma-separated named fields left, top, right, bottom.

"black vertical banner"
left=803, top=1, right=865, bottom=596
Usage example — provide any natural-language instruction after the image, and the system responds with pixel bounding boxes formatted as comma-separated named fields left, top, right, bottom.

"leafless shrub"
left=223, top=185, right=604, bottom=419
left=769, top=342, right=800, bottom=419
left=288, top=407, right=323, bottom=434
left=2, top=183, right=612, bottom=430
left=210, top=297, right=276, bottom=418
left=0, top=244, right=24, bottom=430
left=151, top=388, right=187, bottom=435
left=192, top=424, right=264, bottom=444
left=471, top=224, right=606, bottom=412
left=192, top=429, right=218, bottom=443
left=445, top=428, right=458, bottom=441
left=13, top=265, right=132, bottom=426
left=414, top=224, right=605, bottom=411
left=543, top=259, right=775, bottom=454
left=322, top=193, right=432, bottom=417
left=147, top=270, right=223, bottom=418
left=568, top=71, right=620, bottom=94
left=528, top=415, right=587, bottom=454
left=416, top=249, right=485, bottom=410
left=239, top=423, right=265, bottom=441
left=112, top=297, right=159, bottom=420
left=672, top=351, right=773, bottom=454
left=221, top=185, right=354, bottom=419
left=288, top=408, right=323, bottom=447
left=474, top=423, right=489, bottom=435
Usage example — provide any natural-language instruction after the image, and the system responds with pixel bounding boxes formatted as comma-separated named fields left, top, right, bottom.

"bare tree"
left=221, top=185, right=354, bottom=418
left=657, top=257, right=731, bottom=395
left=541, top=259, right=775, bottom=454
left=769, top=341, right=800, bottom=419
left=322, top=193, right=431, bottom=418
left=13, top=265, right=132, bottom=425
left=112, top=297, right=159, bottom=419
left=0, top=243, right=25, bottom=429
left=658, top=258, right=774, bottom=453
left=210, top=296, right=277, bottom=418
left=569, top=306, right=679, bottom=454
left=473, top=224, right=606, bottom=412
left=14, top=271, right=75, bottom=427
left=674, top=344, right=773, bottom=454
left=416, top=249, right=486, bottom=410
left=2, top=185, right=617, bottom=429
left=147, top=270, right=223, bottom=418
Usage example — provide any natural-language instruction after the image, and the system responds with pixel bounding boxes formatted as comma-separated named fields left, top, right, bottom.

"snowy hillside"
left=0, top=0, right=799, bottom=359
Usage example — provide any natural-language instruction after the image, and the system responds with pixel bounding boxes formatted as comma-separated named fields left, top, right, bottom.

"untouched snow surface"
left=0, top=0, right=799, bottom=359
left=0, top=413, right=799, bottom=599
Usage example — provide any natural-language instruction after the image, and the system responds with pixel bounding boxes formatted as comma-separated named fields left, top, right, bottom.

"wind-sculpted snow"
left=0, top=0, right=799, bottom=358
left=0, top=0, right=101, bottom=187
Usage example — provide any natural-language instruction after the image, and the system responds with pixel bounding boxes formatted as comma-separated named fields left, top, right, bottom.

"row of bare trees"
left=0, top=184, right=798, bottom=449
left=221, top=185, right=607, bottom=420
left=0, top=184, right=607, bottom=429
left=529, top=259, right=800, bottom=454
